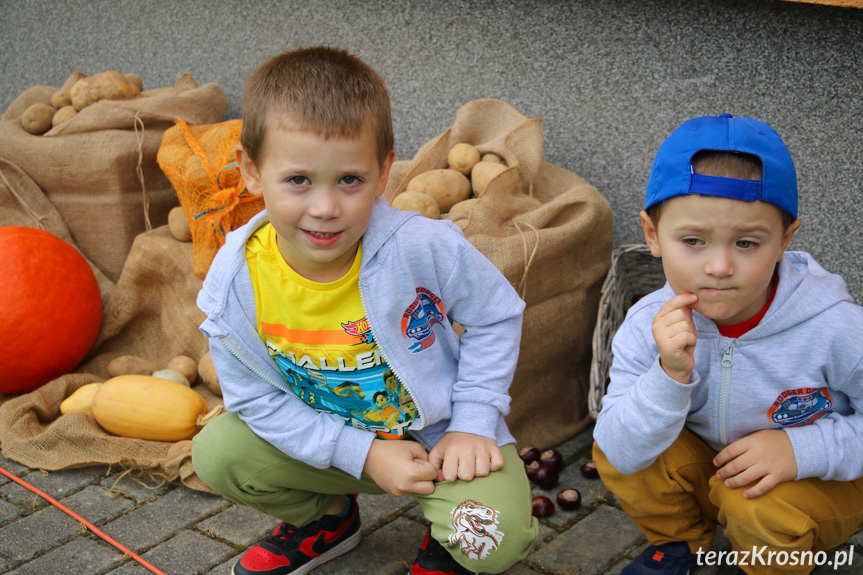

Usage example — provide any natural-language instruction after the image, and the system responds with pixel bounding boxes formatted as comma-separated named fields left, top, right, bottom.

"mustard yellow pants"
left=593, top=428, right=863, bottom=575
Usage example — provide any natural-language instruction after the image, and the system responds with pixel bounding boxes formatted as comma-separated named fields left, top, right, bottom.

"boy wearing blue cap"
left=593, top=114, right=863, bottom=575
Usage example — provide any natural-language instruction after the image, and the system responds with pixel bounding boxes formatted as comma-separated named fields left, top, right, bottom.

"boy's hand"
left=713, top=429, right=798, bottom=499
left=363, top=439, right=439, bottom=497
left=653, top=293, right=699, bottom=383
left=428, top=431, right=504, bottom=482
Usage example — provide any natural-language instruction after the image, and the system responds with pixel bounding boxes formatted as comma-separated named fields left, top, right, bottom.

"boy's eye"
left=682, top=237, right=703, bottom=247
left=287, top=176, right=309, bottom=186
left=737, top=240, right=758, bottom=249
left=340, top=175, right=361, bottom=185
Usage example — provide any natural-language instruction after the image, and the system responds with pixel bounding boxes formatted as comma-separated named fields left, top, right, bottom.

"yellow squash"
left=92, top=375, right=211, bottom=441
left=60, top=382, right=103, bottom=415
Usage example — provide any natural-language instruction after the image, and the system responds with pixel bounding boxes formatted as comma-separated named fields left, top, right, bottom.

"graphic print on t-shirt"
left=263, top=319, right=417, bottom=439
left=245, top=223, right=417, bottom=440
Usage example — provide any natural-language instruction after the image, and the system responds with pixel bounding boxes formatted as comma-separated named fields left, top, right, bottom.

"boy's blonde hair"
left=240, top=46, right=394, bottom=167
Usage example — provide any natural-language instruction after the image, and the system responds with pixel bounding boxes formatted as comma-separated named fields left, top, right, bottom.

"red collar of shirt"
left=717, top=274, right=778, bottom=338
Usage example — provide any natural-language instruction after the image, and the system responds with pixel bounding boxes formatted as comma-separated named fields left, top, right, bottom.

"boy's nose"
left=308, top=188, right=340, bottom=219
left=705, top=248, right=733, bottom=278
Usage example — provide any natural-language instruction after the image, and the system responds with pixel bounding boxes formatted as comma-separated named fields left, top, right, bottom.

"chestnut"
left=539, top=449, right=563, bottom=470
left=580, top=461, right=599, bottom=479
left=531, top=495, right=554, bottom=517
left=533, top=462, right=559, bottom=489
left=556, top=488, right=582, bottom=510
left=519, top=446, right=541, bottom=465
left=525, top=460, right=541, bottom=481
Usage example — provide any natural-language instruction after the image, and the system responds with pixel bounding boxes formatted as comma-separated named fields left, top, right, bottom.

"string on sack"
left=133, top=113, right=152, bottom=231
left=511, top=219, right=540, bottom=299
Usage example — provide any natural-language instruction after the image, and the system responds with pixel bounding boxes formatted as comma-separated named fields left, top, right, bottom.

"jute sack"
left=0, top=158, right=115, bottom=306
left=0, top=73, right=228, bottom=282
left=0, top=225, right=219, bottom=492
left=386, top=99, right=614, bottom=450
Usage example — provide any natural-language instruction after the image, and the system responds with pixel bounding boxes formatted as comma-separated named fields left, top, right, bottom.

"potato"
left=392, top=190, right=441, bottom=219
left=21, top=104, right=55, bottom=135
left=168, top=354, right=198, bottom=384
left=166, top=439, right=194, bottom=460
left=168, top=206, right=192, bottom=241
left=152, top=368, right=191, bottom=387
left=123, top=73, right=144, bottom=92
left=471, top=161, right=508, bottom=196
left=481, top=152, right=505, bottom=165
left=406, top=169, right=470, bottom=213
left=70, top=71, right=141, bottom=111
left=50, top=71, right=88, bottom=109
left=447, top=143, right=481, bottom=175
left=107, top=355, right=157, bottom=377
left=199, top=351, right=222, bottom=397
left=51, top=106, right=77, bottom=127
left=449, top=198, right=479, bottom=216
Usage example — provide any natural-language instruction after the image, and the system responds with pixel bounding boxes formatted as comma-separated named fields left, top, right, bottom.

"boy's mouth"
left=303, top=229, right=341, bottom=246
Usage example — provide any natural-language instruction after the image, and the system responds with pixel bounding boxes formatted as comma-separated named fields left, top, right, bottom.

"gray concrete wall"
left=3, top=0, right=862, bottom=301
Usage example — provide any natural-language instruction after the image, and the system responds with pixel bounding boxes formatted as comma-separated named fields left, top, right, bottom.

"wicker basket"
left=588, top=244, right=666, bottom=418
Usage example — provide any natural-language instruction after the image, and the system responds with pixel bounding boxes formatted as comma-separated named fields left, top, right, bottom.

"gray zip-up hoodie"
left=594, top=251, right=863, bottom=481
left=197, top=199, right=524, bottom=479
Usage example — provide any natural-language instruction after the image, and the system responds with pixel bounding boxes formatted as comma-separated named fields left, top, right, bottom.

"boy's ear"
left=777, top=219, right=802, bottom=261
left=236, top=144, right=263, bottom=197
left=375, top=149, right=396, bottom=198
left=641, top=210, right=662, bottom=257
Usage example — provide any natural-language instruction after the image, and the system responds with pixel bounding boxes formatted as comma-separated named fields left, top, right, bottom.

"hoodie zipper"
left=717, top=341, right=735, bottom=445
left=358, top=281, right=429, bottom=450
left=219, top=335, right=285, bottom=390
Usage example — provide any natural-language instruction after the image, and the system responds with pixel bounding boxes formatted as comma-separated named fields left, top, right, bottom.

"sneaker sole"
left=232, top=530, right=362, bottom=575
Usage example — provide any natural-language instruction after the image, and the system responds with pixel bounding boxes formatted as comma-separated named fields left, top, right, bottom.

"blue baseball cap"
left=645, top=114, right=798, bottom=219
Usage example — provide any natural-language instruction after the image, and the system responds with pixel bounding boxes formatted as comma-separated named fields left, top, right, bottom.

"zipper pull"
left=722, top=343, right=735, bottom=367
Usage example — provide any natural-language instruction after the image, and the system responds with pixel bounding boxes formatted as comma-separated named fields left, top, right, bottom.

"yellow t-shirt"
left=246, top=224, right=416, bottom=439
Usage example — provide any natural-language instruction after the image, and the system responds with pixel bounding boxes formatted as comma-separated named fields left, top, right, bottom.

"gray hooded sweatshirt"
left=197, top=200, right=524, bottom=479
left=594, top=252, right=863, bottom=482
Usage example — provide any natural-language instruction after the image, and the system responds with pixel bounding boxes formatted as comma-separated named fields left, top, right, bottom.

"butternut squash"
left=92, top=375, right=218, bottom=441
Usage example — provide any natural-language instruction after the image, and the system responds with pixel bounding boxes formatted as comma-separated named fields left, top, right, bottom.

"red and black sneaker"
left=232, top=494, right=361, bottom=575
left=410, top=528, right=475, bottom=575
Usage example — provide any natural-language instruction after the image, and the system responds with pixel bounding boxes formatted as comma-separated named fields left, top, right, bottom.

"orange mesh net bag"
left=157, top=119, right=264, bottom=279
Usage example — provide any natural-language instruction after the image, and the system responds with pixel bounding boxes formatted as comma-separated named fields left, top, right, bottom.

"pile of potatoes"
left=105, top=352, right=221, bottom=397
left=20, top=70, right=171, bottom=135
left=392, top=142, right=507, bottom=220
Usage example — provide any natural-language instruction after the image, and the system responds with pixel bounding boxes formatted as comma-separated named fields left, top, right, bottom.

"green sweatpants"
left=192, top=411, right=538, bottom=574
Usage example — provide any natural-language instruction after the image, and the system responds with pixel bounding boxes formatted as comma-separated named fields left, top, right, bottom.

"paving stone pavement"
left=1, top=423, right=860, bottom=575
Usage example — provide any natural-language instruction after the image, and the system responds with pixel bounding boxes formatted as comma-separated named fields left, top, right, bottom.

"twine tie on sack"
left=133, top=113, right=152, bottom=231
left=0, top=164, right=48, bottom=229
left=511, top=219, right=540, bottom=299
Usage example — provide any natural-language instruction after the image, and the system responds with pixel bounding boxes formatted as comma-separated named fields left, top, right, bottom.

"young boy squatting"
left=593, top=114, right=863, bottom=575
left=191, top=47, right=537, bottom=575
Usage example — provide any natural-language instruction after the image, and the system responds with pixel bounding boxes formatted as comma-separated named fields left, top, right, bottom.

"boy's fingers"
left=658, top=293, right=698, bottom=317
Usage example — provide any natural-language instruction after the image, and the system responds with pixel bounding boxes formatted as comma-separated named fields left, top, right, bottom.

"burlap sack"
left=0, top=158, right=115, bottom=306
left=385, top=99, right=614, bottom=450
left=0, top=73, right=228, bottom=282
left=0, top=225, right=218, bottom=492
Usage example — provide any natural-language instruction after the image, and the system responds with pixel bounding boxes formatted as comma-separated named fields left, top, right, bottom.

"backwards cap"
left=645, top=114, right=797, bottom=219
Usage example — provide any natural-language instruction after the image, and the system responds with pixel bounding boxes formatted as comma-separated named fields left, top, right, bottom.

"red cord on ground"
left=0, top=464, right=167, bottom=575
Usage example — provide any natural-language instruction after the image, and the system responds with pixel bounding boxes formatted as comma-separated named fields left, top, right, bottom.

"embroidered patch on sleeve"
left=448, top=499, right=504, bottom=560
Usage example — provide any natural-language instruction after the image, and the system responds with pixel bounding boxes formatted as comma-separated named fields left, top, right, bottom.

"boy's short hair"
left=644, top=114, right=798, bottom=222
left=240, top=46, right=394, bottom=167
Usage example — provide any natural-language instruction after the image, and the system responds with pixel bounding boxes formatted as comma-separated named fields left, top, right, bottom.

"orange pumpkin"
left=0, top=227, right=102, bottom=394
